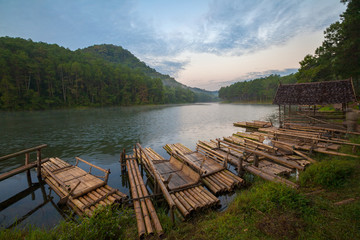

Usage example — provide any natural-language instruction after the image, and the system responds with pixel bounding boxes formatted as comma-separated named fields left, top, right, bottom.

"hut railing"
left=0, top=144, right=48, bottom=181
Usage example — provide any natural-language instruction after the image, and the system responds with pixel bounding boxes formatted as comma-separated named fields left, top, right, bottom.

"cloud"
left=191, top=0, right=345, bottom=55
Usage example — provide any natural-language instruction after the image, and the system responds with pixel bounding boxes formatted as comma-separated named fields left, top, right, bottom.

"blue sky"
left=0, top=0, right=346, bottom=90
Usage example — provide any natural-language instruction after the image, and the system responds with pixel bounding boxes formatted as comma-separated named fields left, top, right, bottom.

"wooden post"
left=283, top=105, right=286, bottom=122
left=25, top=153, right=33, bottom=189
left=279, top=105, right=282, bottom=127
left=253, top=155, right=259, bottom=167
left=313, top=105, right=316, bottom=117
left=238, top=156, right=244, bottom=176
left=25, top=153, right=30, bottom=165
left=37, top=149, right=42, bottom=179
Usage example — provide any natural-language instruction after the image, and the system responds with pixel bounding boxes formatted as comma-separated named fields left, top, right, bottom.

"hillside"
left=219, top=74, right=297, bottom=102
left=80, top=44, right=218, bottom=100
left=0, top=38, right=217, bottom=110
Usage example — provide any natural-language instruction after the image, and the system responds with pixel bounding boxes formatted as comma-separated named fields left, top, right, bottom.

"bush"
left=231, top=182, right=311, bottom=214
left=300, top=159, right=355, bottom=188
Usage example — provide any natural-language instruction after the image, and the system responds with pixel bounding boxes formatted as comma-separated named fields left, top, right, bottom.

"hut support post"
left=278, top=105, right=282, bottom=127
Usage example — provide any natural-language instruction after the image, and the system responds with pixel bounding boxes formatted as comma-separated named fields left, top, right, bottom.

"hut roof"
left=273, top=79, right=357, bottom=105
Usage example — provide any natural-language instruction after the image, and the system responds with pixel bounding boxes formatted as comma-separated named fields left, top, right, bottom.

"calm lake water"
left=0, top=103, right=277, bottom=229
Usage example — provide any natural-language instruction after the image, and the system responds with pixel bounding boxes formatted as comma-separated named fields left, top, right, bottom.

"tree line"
left=219, top=0, right=359, bottom=102
left=218, top=74, right=296, bottom=102
left=0, top=38, right=214, bottom=110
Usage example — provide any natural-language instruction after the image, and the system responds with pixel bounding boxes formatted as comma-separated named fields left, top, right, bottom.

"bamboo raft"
left=41, top=157, right=127, bottom=217
left=135, top=145, right=220, bottom=218
left=164, top=143, right=244, bottom=195
left=196, top=139, right=300, bottom=188
left=256, top=127, right=360, bottom=158
left=125, top=155, right=163, bottom=238
left=233, top=120, right=272, bottom=129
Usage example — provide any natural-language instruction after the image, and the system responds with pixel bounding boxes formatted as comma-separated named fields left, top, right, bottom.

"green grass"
left=0, top=205, right=138, bottom=240
left=300, top=159, right=355, bottom=188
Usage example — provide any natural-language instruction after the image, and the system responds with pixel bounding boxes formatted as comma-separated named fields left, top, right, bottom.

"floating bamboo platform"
left=196, top=139, right=300, bottom=188
left=41, top=157, right=127, bottom=217
left=135, top=145, right=220, bottom=218
left=164, top=143, right=244, bottom=195
left=257, top=126, right=360, bottom=158
left=125, top=155, right=163, bottom=238
left=233, top=120, right=272, bottom=129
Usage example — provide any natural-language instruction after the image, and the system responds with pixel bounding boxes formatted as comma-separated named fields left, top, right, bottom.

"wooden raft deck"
left=164, top=143, right=244, bottom=195
left=125, top=156, right=163, bottom=238
left=135, top=146, right=219, bottom=218
left=234, top=120, right=272, bottom=129
left=41, top=157, right=127, bottom=217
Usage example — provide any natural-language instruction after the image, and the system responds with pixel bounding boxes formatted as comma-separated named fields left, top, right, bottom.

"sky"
left=0, top=0, right=346, bottom=90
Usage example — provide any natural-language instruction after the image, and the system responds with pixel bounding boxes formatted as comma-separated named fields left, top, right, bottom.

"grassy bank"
left=2, top=141, right=360, bottom=239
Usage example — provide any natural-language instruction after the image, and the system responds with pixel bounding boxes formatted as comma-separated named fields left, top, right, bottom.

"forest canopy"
left=0, top=38, right=217, bottom=110
left=218, top=74, right=297, bottom=102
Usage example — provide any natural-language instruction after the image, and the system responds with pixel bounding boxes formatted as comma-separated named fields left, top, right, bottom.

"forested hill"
left=0, top=37, right=217, bottom=110
left=218, top=74, right=297, bottom=102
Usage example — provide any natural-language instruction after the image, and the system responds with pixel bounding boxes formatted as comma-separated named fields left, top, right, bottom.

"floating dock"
left=134, top=145, right=220, bottom=218
left=164, top=143, right=244, bottom=195
left=41, top=157, right=127, bottom=217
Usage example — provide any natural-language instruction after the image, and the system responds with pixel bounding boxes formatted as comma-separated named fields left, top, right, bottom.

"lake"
left=0, top=103, right=277, bottom=229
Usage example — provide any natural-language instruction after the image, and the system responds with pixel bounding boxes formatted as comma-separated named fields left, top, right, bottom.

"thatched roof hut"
left=273, top=79, right=356, bottom=106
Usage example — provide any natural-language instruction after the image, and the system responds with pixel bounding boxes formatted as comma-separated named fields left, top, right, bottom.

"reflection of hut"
left=273, top=79, right=357, bottom=127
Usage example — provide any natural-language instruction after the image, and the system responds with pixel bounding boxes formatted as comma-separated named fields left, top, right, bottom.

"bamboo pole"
left=175, top=192, right=193, bottom=213
left=132, top=159, right=163, bottom=236
left=136, top=144, right=176, bottom=222
left=130, top=159, right=154, bottom=236
left=171, top=194, right=189, bottom=217
left=126, top=160, right=146, bottom=238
